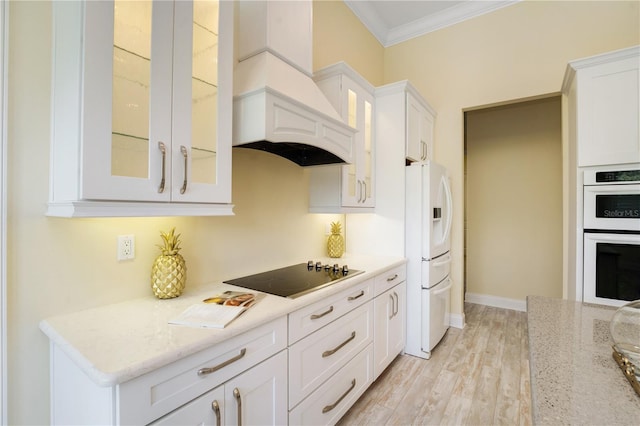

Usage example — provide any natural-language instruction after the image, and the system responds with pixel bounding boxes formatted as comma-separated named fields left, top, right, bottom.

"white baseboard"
left=465, top=292, right=527, bottom=312
left=449, top=312, right=465, bottom=329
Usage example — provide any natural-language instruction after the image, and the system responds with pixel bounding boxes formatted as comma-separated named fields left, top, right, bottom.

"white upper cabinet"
left=563, top=46, right=640, bottom=167
left=309, top=62, right=375, bottom=212
left=376, top=81, right=435, bottom=164
left=48, top=0, right=233, bottom=217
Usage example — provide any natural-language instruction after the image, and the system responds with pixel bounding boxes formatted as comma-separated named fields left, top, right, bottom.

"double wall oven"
left=583, top=168, right=640, bottom=306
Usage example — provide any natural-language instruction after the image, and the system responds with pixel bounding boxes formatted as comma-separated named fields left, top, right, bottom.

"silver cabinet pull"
left=386, top=273, right=398, bottom=282
left=211, top=400, right=221, bottom=426
left=322, top=331, right=356, bottom=358
left=197, top=348, right=247, bottom=376
left=310, top=306, right=334, bottom=320
left=322, top=379, right=356, bottom=413
left=389, top=293, right=394, bottom=319
left=362, top=181, right=367, bottom=202
left=233, top=387, right=242, bottom=426
left=180, top=145, right=188, bottom=194
left=393, top=291, right=399, bottom=317
left=357, top=180, right=363, bottom=202
left=348, top=290, right=365, bottom=301
left=158, top=142, right=166, bottom=193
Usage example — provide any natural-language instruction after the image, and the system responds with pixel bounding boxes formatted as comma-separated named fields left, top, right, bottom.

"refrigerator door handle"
left=441, top=175, right=453, bottom=244
left=432, top=254, right=452, bottom=268
left=432, top=278, right=453, bottom=296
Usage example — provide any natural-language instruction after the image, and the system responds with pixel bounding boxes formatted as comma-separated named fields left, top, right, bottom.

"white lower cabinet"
left=373, top=282, right=406, bottom=379
left=287, top=278, right=375, bottom=425
left=288, top=345, right=373, bottom=425
left=372, top=264, right=407, bottom=379
left=45, top=263, right=409, bottom=426
left=153, top=350, right=288, bottom=426
left=49, top=317, right=287, bottom=425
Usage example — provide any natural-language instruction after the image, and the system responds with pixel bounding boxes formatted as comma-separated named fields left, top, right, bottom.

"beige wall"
left=6, top=1, right=380, bottom=424
left=313, top=0, right=384, bottom=85
left=466, top=97, right=563, bottom=301
left=383, top=0, right=640, bottom=316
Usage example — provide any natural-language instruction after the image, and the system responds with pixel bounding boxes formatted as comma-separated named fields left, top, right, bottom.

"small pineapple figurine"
left=327, top=221, right=345, bottom=258
left=151, top=228, right=187, bottom=299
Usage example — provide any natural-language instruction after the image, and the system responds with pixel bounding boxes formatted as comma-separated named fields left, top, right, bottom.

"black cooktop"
left=223, top=262, right=363, bottom=299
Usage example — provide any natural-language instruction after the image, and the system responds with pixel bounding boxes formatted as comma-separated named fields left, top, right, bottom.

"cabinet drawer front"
left=373, top=264, right=406, bottom=297
left=289, top=279, right=373, bottom=344
left=289, top=345, right=374, bottom=426
left=289, top=302, right=373, bottom=408
left=118, top=316, right=287, bottom=425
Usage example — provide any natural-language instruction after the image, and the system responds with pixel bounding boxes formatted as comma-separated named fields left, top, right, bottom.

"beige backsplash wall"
left=7, top=2, right=380, bottom=424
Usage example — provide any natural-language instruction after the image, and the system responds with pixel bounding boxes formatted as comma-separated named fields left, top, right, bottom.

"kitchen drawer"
left=118, top=316, right=287, bottom=425
left=289, top=345, right=374, bottom=425
left=289, top=278, right=373, bottom=344
left=373, top=264, right=406, bottom=297
left=289, top=301, right=373, bottom=408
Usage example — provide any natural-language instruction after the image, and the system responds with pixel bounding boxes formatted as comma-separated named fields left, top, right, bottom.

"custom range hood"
left=232, top=0, right=356, bottom=166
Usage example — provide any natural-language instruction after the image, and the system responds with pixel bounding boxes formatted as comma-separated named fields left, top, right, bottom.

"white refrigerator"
left=405, top=161, right=453, bottom=359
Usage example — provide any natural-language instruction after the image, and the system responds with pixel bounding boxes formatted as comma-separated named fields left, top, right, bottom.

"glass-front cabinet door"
left=49, top=0, right=232, bottom=213
left=341, top=79, right=375, bottom=208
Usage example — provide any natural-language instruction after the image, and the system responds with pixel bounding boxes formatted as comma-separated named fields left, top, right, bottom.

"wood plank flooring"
left=337, top=303, right=532, bottom=426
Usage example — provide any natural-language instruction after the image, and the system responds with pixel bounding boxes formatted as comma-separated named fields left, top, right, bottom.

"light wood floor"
left=338, top=303, right=532, bottom=426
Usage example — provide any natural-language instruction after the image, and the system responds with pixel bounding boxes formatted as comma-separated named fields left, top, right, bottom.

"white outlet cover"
left=117, top=235, right=135, bottom=261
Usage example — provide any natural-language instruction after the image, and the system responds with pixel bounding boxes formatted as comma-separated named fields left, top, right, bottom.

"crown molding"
left=345, top=1, right=520, bottom=47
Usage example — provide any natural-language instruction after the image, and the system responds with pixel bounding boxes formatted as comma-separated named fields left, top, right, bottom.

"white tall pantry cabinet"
left=48, top=0, right=233, bottom=217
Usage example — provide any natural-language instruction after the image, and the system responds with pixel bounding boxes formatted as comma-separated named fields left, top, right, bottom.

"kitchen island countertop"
left=527, top=295, right=640, bottom=425
left=40, top=255, right=405, bottom=387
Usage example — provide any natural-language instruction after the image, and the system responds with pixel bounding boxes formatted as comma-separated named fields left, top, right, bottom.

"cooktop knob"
left=316, top=261, right=323, bottom=271
left=307, top=260, right=314, bottom=270
left=333, top=263, right=340, bottom=273
left=342, top=264, right=349, bottom=275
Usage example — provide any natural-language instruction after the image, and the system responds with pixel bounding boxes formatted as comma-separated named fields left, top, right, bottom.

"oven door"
left=583, top=184, right=640, bottom=231
left=584, top=232, right=640, bottom=307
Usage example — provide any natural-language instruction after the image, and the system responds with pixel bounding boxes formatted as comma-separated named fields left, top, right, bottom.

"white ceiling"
left=344, top=0, right=520, bottom=47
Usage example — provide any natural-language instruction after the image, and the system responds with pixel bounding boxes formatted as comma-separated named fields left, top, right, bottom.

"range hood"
left=232, top=0, right=356, bottom=166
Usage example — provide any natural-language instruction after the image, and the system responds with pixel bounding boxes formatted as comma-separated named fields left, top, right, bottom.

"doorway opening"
left=464, top=96, right=563, bottom=311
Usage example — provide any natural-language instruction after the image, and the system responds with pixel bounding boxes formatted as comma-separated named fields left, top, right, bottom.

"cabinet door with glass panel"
left=49, top=0, right=232, bottom=216
left=310, top=63, right=375, bottom=212
left=339, top=74, right=375, bottom=208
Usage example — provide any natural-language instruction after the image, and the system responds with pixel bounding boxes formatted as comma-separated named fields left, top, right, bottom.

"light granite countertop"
left=527, top=295, right=640, bottom=425
left=39, top=255, right=405, bottom=387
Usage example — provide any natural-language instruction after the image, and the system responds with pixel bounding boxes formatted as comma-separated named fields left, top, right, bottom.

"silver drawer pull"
left=211, top=400, right=221, bottom=426
left=322, top=379, right=356, bottom=413
left=386, top=273, right=399, bottom=282
left=348, top=290, right=365, bottom=301
left=233, top=387, right=242, bottom=426
left=197, top=348, right=247, bottom=376
left=322, top=331, right=356, bottom=358
left=310, top=306, right=334, bottom=320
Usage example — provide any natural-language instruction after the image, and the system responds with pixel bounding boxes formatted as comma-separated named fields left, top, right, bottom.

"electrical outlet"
left=117, top=235, right=135, bottom=261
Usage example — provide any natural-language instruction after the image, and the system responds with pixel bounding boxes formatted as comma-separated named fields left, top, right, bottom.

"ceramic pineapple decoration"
left=151, top=227, right=187, bottom=299
left=327, top=221, right=345, bottom=258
